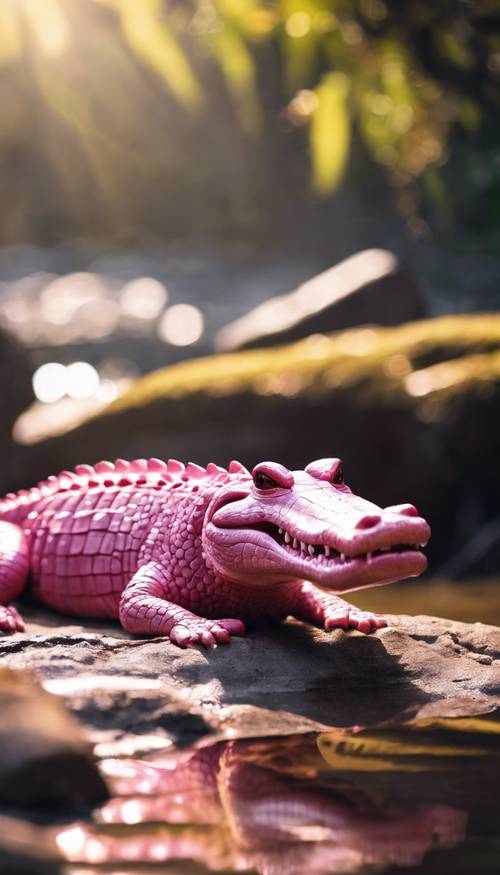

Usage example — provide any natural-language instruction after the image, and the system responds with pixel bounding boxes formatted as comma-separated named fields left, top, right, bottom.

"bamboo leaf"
left=281, top=0, right=322, bottom=89
left=310, top=71, right=351, bottom=194
left=208, top=27, right=261, bottom=130
left=117, top=0, right=200, bottom=107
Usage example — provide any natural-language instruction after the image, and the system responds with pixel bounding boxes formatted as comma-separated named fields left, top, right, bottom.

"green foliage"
left=117, top=0, right=201, bottom=106
left=311, top=72, right=351, bottom=194
left=0, top=0, right=498, bottom=226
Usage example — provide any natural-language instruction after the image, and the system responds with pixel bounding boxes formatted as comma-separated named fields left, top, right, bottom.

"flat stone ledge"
left=0, top=607, right=498, bottom=750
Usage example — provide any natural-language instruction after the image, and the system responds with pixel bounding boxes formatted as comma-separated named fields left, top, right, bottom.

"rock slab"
left=215, top=249, right=425, bottom=351
left=0, top=608, right=498, bottom=749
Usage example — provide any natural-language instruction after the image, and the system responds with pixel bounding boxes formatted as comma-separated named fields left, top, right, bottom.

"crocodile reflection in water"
left=56, top=739, right=466, bottom=873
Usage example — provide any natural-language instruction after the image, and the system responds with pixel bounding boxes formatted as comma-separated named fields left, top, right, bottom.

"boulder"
left=20, top=313, right=500, bottom=570
left=215, top=249, right=425, bottom=351
left=0, top=606, right=498, bottom=751
left=0, top=668, right=107, bottom=807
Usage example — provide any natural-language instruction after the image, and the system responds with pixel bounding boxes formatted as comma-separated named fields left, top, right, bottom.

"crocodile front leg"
left=119, top=562, right=246, bottom=648
left=290, top=581, right=387, bottom=634
left=0, top=521, right=28, bottom=633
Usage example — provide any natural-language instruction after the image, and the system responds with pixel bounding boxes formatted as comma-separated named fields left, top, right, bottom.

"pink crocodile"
left=0, top=457, right=430, bottom=647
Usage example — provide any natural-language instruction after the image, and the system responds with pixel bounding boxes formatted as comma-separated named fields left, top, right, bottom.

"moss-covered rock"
left=22, top=313, right=500, bottom=570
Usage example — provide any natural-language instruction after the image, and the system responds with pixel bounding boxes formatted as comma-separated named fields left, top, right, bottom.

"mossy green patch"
left=108, top=313, right=500, bottom=415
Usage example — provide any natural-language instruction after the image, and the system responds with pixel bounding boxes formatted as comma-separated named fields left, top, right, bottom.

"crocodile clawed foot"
left=169, top=618, right=246, bottom=649
left=0, top=605, right=25, bottom=635
left=324, top=607, right=387, bottom=635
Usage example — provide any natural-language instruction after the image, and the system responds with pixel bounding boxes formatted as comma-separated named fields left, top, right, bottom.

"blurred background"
left=1, top=0, right=500, bottom=614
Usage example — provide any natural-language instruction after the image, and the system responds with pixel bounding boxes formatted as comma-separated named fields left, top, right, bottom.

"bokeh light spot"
left=287, top=89, right=319, bottom=124
left=158, top=304, right=204, bottom=346
left=405, top=369, right=433, bottom=397
left=32, top=362, right=67, bottom=403
left=40, top=272, right=105, bottom=326
left=285, top=12, right=311, bottom=38
left=55, top=825, right=87, bottom=858
left=120, top=277, right=168, bottom=320
left=66, top=362, right=100, bottom=399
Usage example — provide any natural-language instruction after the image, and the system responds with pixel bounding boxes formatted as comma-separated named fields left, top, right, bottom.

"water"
left=1, top=717, right=499, bottom=875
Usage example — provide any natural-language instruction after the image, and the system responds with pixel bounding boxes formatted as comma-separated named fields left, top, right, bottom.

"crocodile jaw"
left=205, top=516, right=430, bottom=593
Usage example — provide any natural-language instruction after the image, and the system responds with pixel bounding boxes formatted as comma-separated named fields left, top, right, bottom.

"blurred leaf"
left=380, top=41, right=413, bottom=107
left=0, top=3, right=21, bottom=65
left=216, top=0, right=275, bottom=35
left=458, top=98, right=481, bottom=132
left=423, top=166, right=451, bottom=227
left=310, top=71, right=351, bottom=194
left=24, top=0, right=69, bottom=58
left=280, top=0, right=324, bottom=89
left=207, top=26, right=261, bottom=130
left=117, top=0, right=200, bottom=106
left=437, top=30, right=475, bottom=70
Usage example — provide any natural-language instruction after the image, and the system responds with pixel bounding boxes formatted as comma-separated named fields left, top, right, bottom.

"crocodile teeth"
left=366, top=552, right=372, bottom=561
left=293, top=538, right=299, bottom=549
left=300, top=541, right=306, bottom=553
left=340, top=553, right=346, bottom=563
left=308, top=544, right=315, bottom=556
left=324, top=545, right=331, bottom=557
left=278, top=527, right=283, bottom=534
left=284, top=531, right=291, bottom=543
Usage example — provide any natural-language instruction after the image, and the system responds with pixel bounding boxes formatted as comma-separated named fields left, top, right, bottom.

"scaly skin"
left=0, top=456, right=430, bottom=647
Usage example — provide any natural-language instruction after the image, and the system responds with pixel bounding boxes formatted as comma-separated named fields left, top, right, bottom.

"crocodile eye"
left=253, top=472, right=279, bottom=490
left=332, top=464, right=344, bottom=485
left=252, top=462, right=294, bottom=489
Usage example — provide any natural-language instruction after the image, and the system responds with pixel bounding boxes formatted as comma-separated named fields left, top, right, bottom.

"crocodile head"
left=203, top=458, right=431, bottom=593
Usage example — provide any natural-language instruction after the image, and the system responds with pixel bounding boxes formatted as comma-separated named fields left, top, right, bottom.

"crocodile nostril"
left=355, top=514, right=382, bottom=530
left=399, top=504, right=419, bottom=518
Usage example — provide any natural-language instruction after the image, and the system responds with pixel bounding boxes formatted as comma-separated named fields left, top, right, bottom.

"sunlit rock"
left=0, top=607, right=498, bottom=750
left=215, top=249, right=425, bottom=351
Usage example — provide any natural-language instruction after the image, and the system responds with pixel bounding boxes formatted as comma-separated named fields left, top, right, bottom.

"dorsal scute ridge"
left=131, top=459, right=148, bottom=472
left=59, top=470, right=77, bottom=480
left=186, top=462, right=206, bottom=479
left=94, top=461, right=115, bottom=474
left=147, top=458, right=167, bottom=472
left=167, top=459, right=185, bottom=475
left=206, top=462, right=226, bottom=476
left=75, top=464, right=94, bottom=477
left=228, top=460, right=250, bottom=475
left=0, top=457, right=255, bottom=510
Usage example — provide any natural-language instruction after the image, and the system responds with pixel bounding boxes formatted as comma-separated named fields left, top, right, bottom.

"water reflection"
left=1, top=724, right=499, bottom=874
left=56, top=733, right=471, bottom=874
left=84, top=739, right=465, bottom=873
